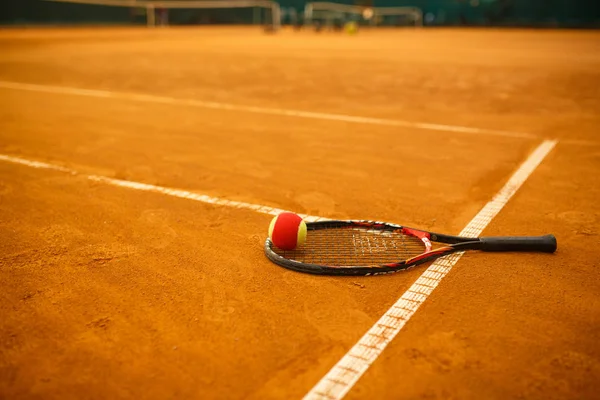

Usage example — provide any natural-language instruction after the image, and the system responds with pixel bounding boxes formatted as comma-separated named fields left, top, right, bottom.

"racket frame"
left=264, top=220, right=556, bottom=276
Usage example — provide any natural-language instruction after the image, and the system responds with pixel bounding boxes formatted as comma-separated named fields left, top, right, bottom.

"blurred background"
left=1, top=0, right=599, bottom=29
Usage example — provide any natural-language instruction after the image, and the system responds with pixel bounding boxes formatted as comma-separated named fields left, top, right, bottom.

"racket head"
left=264, top=220, right=444, bottom=276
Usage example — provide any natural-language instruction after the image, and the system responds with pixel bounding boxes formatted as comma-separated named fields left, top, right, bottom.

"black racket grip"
left=479, top=235, right=557, bottom=253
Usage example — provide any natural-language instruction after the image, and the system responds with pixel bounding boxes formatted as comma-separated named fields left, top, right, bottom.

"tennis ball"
left=268, top=212, right=307, bottom=250
left=344, top=21, right=358, bottom=35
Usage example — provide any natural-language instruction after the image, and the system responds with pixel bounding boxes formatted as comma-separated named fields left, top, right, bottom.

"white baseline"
left=302, top=139, right=557, bottom=400
left=0, top=80, right=535, bottom=139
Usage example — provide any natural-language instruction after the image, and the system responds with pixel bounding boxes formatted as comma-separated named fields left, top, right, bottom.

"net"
left=304, top=2, right=422, bottom=28
left=43, top=0, right=281, bottom=29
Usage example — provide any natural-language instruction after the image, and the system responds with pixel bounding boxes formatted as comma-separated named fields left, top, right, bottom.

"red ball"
left=268, top=212, right=307, bottom=250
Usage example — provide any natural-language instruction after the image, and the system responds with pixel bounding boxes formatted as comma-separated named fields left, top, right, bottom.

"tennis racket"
left=264, top=220, right=557, bottom=276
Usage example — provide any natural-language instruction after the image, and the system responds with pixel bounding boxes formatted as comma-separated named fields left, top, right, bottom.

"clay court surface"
left=1, top=26, right=599, bottom=399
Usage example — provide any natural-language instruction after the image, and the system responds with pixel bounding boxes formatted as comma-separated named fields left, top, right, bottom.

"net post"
left=253, top=6, right=260, bottom=25
left=146, top=4, right=155, bottom=27
left=272, top=2, right=281, bottom=31
left=289, top=8, right=297, bottom=26
left=304, top=3, right=313, bottom=26
left=414, top=8, right=423, bottom=27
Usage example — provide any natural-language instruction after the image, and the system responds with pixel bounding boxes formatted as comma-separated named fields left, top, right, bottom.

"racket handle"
left=479, top=235, right=557, bottom=253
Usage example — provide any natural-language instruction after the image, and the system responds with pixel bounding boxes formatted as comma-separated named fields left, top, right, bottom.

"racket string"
left=273, top=226, right=427, bottom=267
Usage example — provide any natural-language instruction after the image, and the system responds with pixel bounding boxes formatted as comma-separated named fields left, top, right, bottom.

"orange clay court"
left=1, top=26, right=599, bottom=399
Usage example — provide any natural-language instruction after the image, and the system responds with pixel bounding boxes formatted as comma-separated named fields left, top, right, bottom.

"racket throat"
left=401, top=227, right=433, bottom=252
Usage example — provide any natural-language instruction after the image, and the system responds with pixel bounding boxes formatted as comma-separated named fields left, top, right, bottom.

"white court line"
left=0, top=154, right=323, bottom=222
left=0, top=80, right=535, bottom=139
left=303, top=139, right=557, bottom=400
